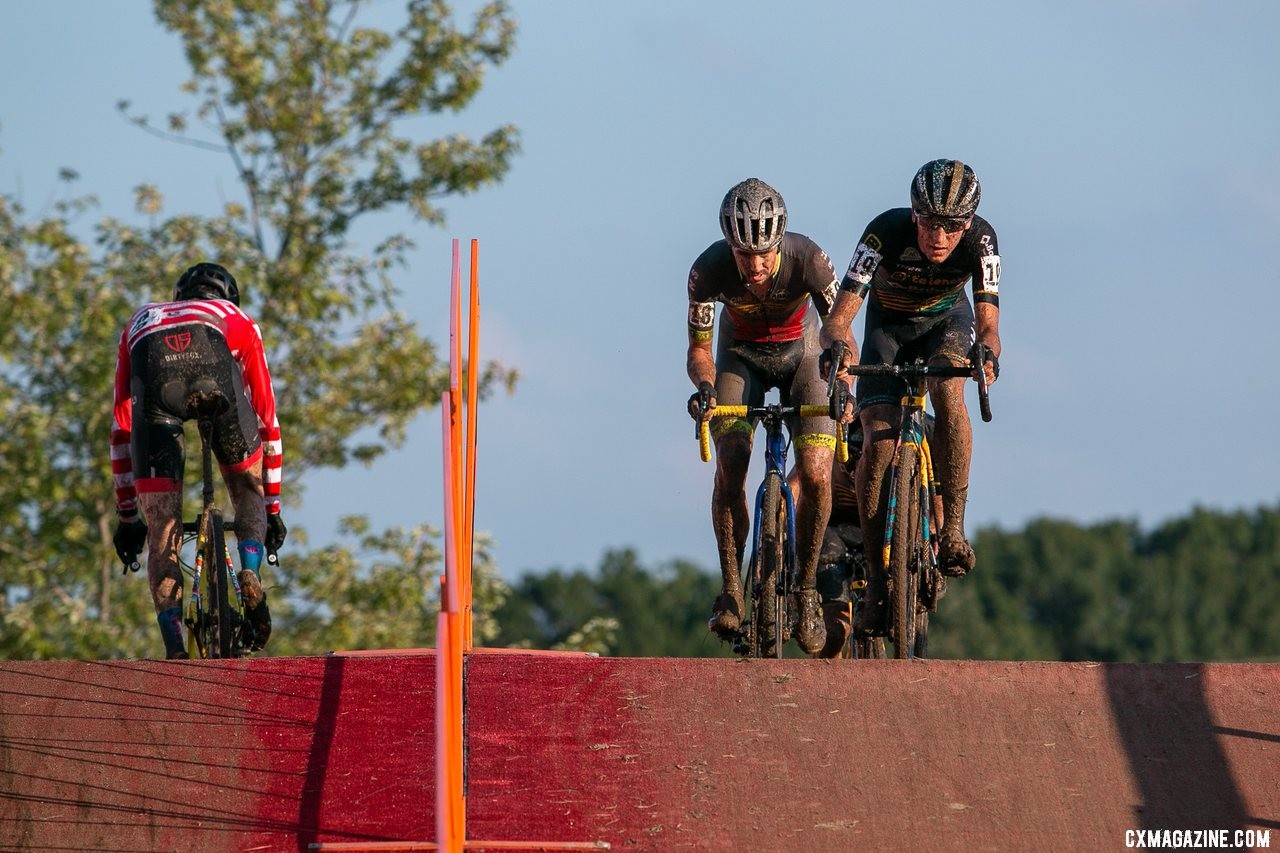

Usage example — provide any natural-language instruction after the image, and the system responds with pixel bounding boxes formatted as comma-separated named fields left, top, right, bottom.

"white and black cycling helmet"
left=720, top=178, right=787, bottom=253
left=910, top=159, right=981, bottom=219
left=174, top=262, right=240, bottom=305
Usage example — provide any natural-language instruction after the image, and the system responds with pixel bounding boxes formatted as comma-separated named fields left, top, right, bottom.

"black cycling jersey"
left=839, top=208, right=1000, bottom=315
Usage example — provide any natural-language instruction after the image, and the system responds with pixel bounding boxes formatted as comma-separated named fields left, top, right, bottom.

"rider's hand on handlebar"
left=266, top=512, right=288, bottom=553
left=821, top=343, right=855, bottom=423
left=818, top=344, right=849, bottom=381
left=113, top=518, right=147, bottom=566
left=968, top=342, right=999, bottom=386
left=688, top=381, right=716, bottom=422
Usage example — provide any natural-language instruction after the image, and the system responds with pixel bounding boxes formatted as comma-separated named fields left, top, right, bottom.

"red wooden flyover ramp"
left=0, top=652, right=1276, bottom=851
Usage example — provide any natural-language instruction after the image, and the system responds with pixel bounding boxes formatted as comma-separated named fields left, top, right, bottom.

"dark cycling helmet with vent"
left=174, top=262, right=240, bottom=306
left=910, top=159, right=981, bottom=219
left=720, top=178, right=787, bottom=253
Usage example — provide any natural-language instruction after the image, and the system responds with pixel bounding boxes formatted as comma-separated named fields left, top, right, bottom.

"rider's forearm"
left=687, top=339, right=716, bottom=388
left=974, top=304, right=1001, bottom=358
left=819, top=290, right=864, bottom=352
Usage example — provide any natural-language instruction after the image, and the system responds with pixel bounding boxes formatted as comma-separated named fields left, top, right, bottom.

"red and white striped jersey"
left=110, top=299, right=283, bottom=521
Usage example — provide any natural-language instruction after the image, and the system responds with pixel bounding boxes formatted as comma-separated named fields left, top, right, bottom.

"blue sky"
left=4, top=1, right=1279, bottom=578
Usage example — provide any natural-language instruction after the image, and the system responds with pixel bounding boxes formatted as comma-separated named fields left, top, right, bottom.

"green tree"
left=931, top=508, right=1280, bottom=663
left=0, top=0, right=519, bottom=659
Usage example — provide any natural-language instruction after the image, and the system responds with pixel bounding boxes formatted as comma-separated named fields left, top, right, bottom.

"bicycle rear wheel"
left=752, top=474, right=786, bottom=658
left=203, top=509, right=235, bottom=659
left=887, top=444, right=922, bottom=660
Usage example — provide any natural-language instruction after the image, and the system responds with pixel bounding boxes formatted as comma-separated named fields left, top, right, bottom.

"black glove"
left=113, top=519, right=147, bottom=567
left=266, top=513, right=288, bottom=553
left=968, top=342, right=1000, bottom=380
left=819, top=343, right=847, bottom=381
left=687, top=381, right=715, bottom=421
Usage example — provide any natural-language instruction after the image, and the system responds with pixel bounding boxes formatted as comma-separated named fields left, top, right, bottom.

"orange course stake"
left=437, top=238, right=481, bottom=852
left=463, top=240, right=480, bottom=650
left=438, top=389, right=464, bottom=851
left=437, top=237, right=470, bottom=853
left=424, top=239, right=607, bottom=853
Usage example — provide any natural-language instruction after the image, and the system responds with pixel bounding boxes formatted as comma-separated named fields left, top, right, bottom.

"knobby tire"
left=913, top=608, right=930, bottom=658
left=912, top=461, right=932, bottom=659
left=889, top=443, right=921, bottom=659
left=204, top=509, right=234, bottom=659
left=754, top=474, right=786, bottom=658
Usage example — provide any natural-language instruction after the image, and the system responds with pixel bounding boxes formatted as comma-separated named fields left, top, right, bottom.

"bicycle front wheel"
left=753, top=474, right=787, bottom=659
left=204, top=509, right=235, bottom=659
left=888, top=444, right=922, bottom=660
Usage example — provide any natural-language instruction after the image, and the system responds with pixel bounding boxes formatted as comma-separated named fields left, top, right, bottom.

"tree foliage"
left=0, top=0, right=519, bottom=659
left=931, top=506, right=1280, bottom=662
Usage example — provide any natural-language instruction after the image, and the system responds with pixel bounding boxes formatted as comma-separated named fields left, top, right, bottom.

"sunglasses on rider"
left=913, top=210, right=970, bottom=233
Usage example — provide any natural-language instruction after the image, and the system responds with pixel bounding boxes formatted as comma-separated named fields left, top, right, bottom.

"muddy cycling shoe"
left=166, top=650, right=190, bottom=661
left=819, top=602, right=852, bottom=659
left=237, top=569, right=272, bottom=651
left=708, top=588, right=745, bottom=640
left=794, top=588, right=826, bottom=655
left=853, top=578, right=889, bottom=637
left=937, top=534, right=976, bottom=578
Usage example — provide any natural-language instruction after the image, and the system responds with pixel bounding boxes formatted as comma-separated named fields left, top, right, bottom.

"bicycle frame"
left=844, top=359, right=990, bottom=658
left=181, top=417, right=246, bottom=659
left=699, top=403, right=838, bottom=656
left=749, top=407, right=798, bottom=651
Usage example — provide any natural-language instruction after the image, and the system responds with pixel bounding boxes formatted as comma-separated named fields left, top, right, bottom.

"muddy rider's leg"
left=709, top=430, right=751, bottom=635
left=224, top=458, right=267, bottom=545
left=853, top=403, right=899, bottom=634
left=223, top=458, right=273, bottom=649
left=929, top=373, right=976, bottom=575
left=794, top=443, right=834, bottom=589
left=793, top=441, right=833, bottom=653
left=138, top=490, right=186, bottom=659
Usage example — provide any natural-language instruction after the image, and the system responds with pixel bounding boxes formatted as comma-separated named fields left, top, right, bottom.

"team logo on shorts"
left=164, top=331, right=193, bottom=353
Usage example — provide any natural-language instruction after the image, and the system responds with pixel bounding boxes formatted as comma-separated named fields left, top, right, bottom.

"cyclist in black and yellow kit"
left=821, top=160, right=1002, bottom=637
left=686, top=178, right=840, bottom=655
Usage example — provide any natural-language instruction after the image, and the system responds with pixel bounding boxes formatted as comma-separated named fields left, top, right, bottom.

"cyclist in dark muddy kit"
left=686, top=178, right=841, bottom=655
left=110, top=263, right=286, bottom=659
left=821, top=160, right=1002, bottom=637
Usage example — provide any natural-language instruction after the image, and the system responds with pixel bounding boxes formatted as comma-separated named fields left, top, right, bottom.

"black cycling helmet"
left=174, top=262, right=240, bottom=305
left=910, top=159, right=981, bottom=219
left=720, top=178, right=787, bottom=253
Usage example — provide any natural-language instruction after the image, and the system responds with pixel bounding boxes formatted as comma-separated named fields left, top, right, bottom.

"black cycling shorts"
left=856, top=298, right=974, bottom=409
left=712, top=319, right=835, bottom=449
left=129, top=324, right=261, bottom=493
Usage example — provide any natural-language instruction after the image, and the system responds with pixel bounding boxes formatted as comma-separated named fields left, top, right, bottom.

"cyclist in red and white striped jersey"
left=110, top=262, right=285, bottom=659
